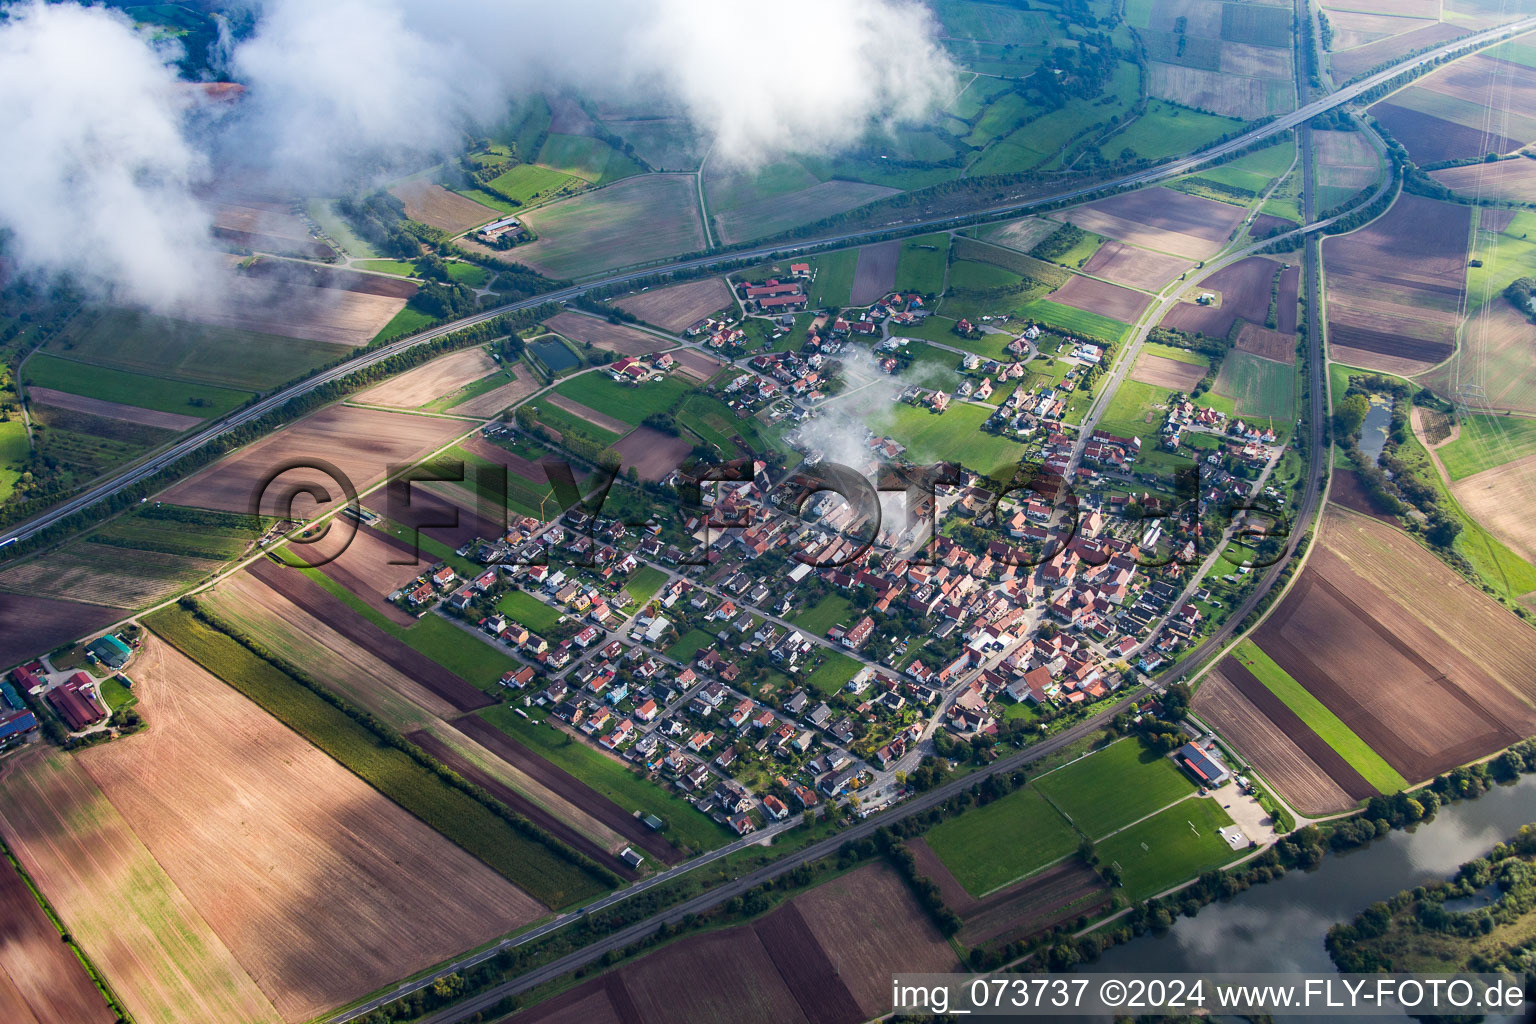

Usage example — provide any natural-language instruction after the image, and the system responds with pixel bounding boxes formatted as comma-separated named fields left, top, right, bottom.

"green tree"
left=1333, top=393, right=1370, bottom=439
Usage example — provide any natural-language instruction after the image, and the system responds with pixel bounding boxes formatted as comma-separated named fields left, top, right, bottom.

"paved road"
left=4, top=14, right=1526, bottom=552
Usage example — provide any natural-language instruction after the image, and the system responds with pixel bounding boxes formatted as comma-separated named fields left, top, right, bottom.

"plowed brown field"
left=615, top=277, right=734, bottom=331
left=0, top=853, right=116, bottom=1024
left=1080, top=241, right=1191, bottom=290
left=546, top=312, right=669, bottom=355
left=357, top=347, right=500, bottom=408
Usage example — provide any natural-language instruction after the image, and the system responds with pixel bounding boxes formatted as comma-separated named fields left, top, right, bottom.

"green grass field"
left=1095, top=797, right=1239, bottom=901
left=925, top=786, right=1082, bottom=897
left=1033, top=738, right=1196, bottom=840
left=24, top=354, right=251, bottom=418
left=1437, top=414, right=1536, bottom=480
left=372, top=306, right=437, bottom=345
left=308, top=199, right=381, bottom=258
left=1184, top=142, right=1295, bottom=197
left=625, top=566, right=668, bottom=607
left=0, top=419, right=29, bottom=502
left=50, top=309, right=338, bottom=391
left=1016, top=299, right=1131, bottom=343
left=1141, top=342, right=1208, bottom=367
left=894, top=233, right=951, bottom=295
left=405, top=614, right=522, bottom=690
left=676, top=393, right=782, bottom=457
left=536, top=134, right=646, bottom=186
left=1104, top=101, right=1247, bottom=164
left=90, top=505, right=259, bottom=562
left=1098, top=379, right=1169, bottom=444
left=528, top=400, right=623, bottom=448
left=1215, top=349, right=1294, bottom=420
left=553, top=373, right=691, bottom=426
left=479, top=704, right=730, bottom=852
left=882, top=400, right=1025, bottom=477
left=515, top=174, right=705, bottom=280
left=485, top=163, right=588, bottom=205
left=808, top=248, right=859, bottom=308
left=497, top=590, right=565, bottom=633
left=1232, top=641, right=1408, bottom=793
left=804, top=651, right=862, bottom=696
left=792, top=593, right=855, bottom=636
left=666, top=628, right=715, bottom=661
left=148, top=605, right=608, bottom=907
left=353, top=259, right=417, bottom=277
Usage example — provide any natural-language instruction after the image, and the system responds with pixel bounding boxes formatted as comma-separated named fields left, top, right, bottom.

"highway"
left=3, top=13, right=1528, bottom=551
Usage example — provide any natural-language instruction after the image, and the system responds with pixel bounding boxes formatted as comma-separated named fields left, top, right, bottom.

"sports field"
left=1032, top=738, right=1195, bottom=840
left=1095, top=798, right=1239, bottom=901
left=924, top=786, right=1081, bottom=897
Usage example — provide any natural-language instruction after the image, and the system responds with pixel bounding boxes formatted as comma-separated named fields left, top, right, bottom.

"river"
left=1088, top=774, right=1536, bottom=1021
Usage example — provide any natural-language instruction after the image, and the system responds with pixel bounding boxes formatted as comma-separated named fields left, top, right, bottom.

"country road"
left=3, top=13, right=1527, bottom=552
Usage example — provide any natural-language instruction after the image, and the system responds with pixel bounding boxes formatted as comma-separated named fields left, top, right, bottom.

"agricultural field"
left=978, top=216, right=1058, bottom=255
left=48, top=308, right=339, bottom=391
left=1368, top=50, right=1536, bottom=164
left=1213, top=349, right=1295, bottom=419
left=1080, top=240, right=1193, bottom=291
left=0, top=419, right=26, bottom=502
left=803, top=248, right=859, bottom=308
left=170, top=272, right=409, bottom=349
left=1056, top=187, right=1249, bottom=260
left=1178, top=143, right=1296, bottom=205
left=1016, top=299, right=1132, bottom=343
left=1132, top=349, right=1208, bottom=391
left=77, top=636, right=542, bottom=1023
left=474, top=162, right=589, bottom=209
left=514, top=863, right=956, bottom=1024
left=851, top=241, right=901, bottom=306
left=161, top=404, right=465, bottom=516
left=1314, top=129, right=1383, bottom=210
left=894, top=232, right=952, bottom=296
left=1131, top=0, right=1297, bottom=119
left=1193, top=666, right=1361, bottom=815
left=1163, top=256, right=1284, bottom=338
left=0, top=747, right=285, bottom=1024
left=1323, top=194, right=1469, bottom=375
left=1328, top=16, right=1471, bottom=83
left=388, top=180, right=498, bottom=234
left=355, top=347, right=501, bottom=409
left=1099, top=102, right=1248, bottom=164
left=1251, top=506, right=1536, bottom=784
left=1449, top=450, right=1536, bottom=568
left=0, top=527, right=232, bottom=613
left=1431, top=157, right=1536, bottom=202
left=546, top=312, right=668, bottom=356
left=0, top=851, right=117, bottom=1024
left=481, top=174, right=705, bottom=280
left=1033, top=738, right=1197, bottom=841
left=1094, top=797, right=1239, bottom=901
left=601, top=117, right=700, bottom=171
left=23, top=353, right=251, bottom=420
left=1048, top=275, right=1152, bottom=324
left=615, top=277, right=734, bottom=331
left=924, top=786, right=1081, bottom=897
left=715, top=180, right=900, bottom=245
left=536, top=133, right=646, bottom=186
left=612, top=426, right=693, bottom=481
left=208, top=195, right=330, bottom=259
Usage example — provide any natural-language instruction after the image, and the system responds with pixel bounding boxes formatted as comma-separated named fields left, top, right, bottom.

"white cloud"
left=0, top=2, right=212, bottom=307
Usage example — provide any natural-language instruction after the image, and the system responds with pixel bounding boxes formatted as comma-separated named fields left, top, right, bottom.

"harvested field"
left=455, top=716, right=682, bottom=864
left=27, top=388, right=202, bottom=431
left=1422, top=300, right=1536, bottom=415
left=1315, top=129, right=1382, bottom=193
left=613, top=427, right=692, bottom=481
left=1163, top=256, right=1281, bottom=337
left=793, top=863, right=960, bottom=1019
left=546, top=312, right=668, bottom=355
left=547, top=394, right=631, bottom=436
left=1412, top=53, right=1536, bottom=140
left=1080, top=240, right=1191, bottom=290
left=669, top=347, right=724, bottom=381
left=1370, top=100, right=1522, bottom=166
left=202, top=571, right=458, bottom=728
left=624, top=927, right=812, bottom=1024
left=1332, top=23, right=1469, bottom=82
left=161, top=405, right=464, bottom=516
left=850, top=241, right=900, bottom=306
left=0, top=540, right=223, bottom=613
left=753, top=906, right=863, bottom=1024
left=980, top=216, right=1059, bottom=254
left=615, top=277, right=733, bottom=331
left=1196, top=665, right=1364, bottom=814
left=1049, top=274, right=1152, bottom=323
left=169, top=276, right=407, bottom=348
left=1057, top=187, right=1247, bottom=259
left=1433, top=158, right=1536, bottom=202
left=1251, top=212, right=1298, bottom=236
left=1132, top=352, right=1207, bottom=390
left=1452, top=452, right=1536, bottom=565
left=1215, top=349, right=1294, bottom=418
left=408, top=730, right=639, bottom=878
left=249, top=559, right=493, bottom=712
left=0, top=748, right=283, bottom=1024
left=406, top=479, right=513, bottom=550
left=389, top=180, right=498, bottom=234
left=1148, top=63, right=1284, bottom=120
left=0, top=852, right=116, bottom=1024
left=1324, top=10, right=1436, bottom=50
left=208, top=199, right=330, bottom=259
left=481, top=174, right=705, bottom=280
left=295, top=526, right=423, bottom=625
left=1253, top=507, right=1536, bottom=782
left=78, top=638, right=540, bottom=1022
left=462, top=434, right=545, bottom=483
left=956, top=861, right=1111, bottom=949
left=713, top=180, right=899, bottom=245
left=357, top=348, right=499, bottom=409
left=452, top=373, right=539, bottom=417
left=0, top=593, right=123, bottom=670
left=242, top=261, right=419, bottom=300
left=1235, top=323, right=1295, bottom=361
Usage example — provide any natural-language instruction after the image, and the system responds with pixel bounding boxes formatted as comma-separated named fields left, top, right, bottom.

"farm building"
left=0, top=709, right=38, bottom=742
left=87, top=634, right=134, bottom=670
left=47, top=672, right=106, bottom=731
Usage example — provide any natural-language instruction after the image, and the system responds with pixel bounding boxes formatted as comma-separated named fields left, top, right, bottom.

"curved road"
left=3, top=15, right=1528, bottom=551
